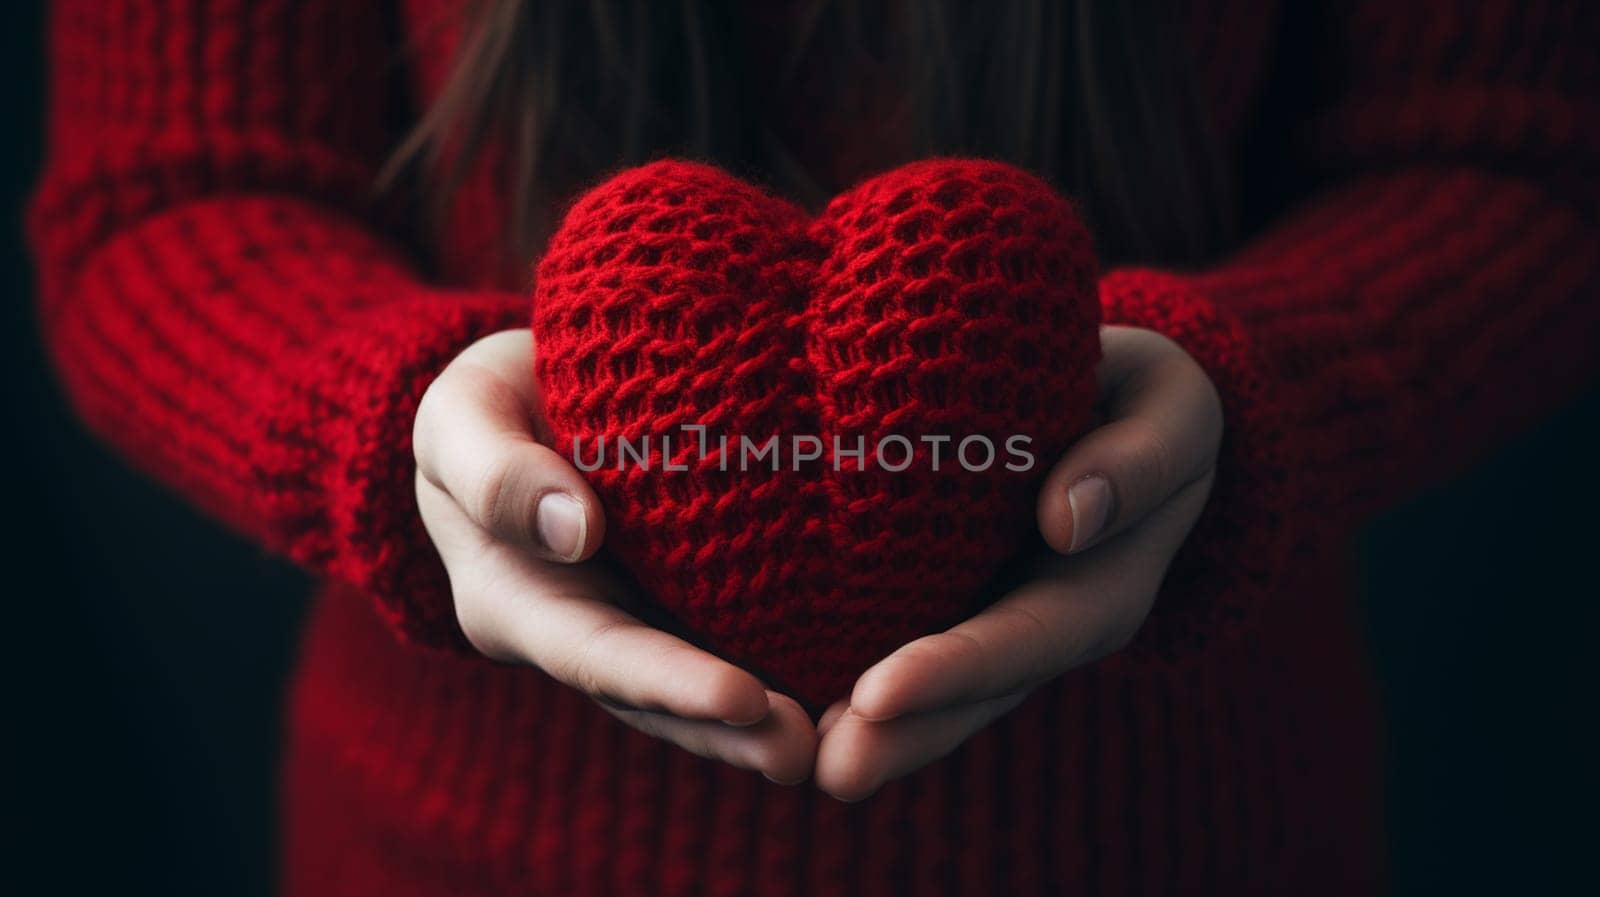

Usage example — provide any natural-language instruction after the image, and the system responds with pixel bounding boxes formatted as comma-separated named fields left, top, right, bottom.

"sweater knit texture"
left=27, top=1, right=1600, bottom=895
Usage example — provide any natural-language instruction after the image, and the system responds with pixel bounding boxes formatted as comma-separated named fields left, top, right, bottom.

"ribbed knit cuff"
left=1098, top=268, right=1300, bottom=665
left=252, top=289, right=528, bottom=649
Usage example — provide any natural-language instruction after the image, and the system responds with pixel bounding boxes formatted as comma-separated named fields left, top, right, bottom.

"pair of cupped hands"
left=414, top=323, right=1221, bottom=801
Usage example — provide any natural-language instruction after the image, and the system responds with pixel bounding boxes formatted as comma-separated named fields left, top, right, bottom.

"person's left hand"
left=813, top=325, right=1224, bottom=801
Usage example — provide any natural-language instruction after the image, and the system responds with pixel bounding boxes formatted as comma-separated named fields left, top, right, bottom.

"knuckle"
left=1133, top=327, right=1185, bottom=360
left=1104, top=326, right=1182, bottom=372
left=411, top=385, right=449, bottom=469
left=454, top=360, right=527, bottom=416
left=1122, top=418, right=1178, bottom=494
left=469, top=453, right=525, bottom=536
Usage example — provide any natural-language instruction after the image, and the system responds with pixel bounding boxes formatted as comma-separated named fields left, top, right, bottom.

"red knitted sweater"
left=28, top=1, right=1600, bottom=895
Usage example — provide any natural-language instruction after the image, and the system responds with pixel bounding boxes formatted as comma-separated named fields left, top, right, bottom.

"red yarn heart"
left=533, top=159, right=1100, bottom=709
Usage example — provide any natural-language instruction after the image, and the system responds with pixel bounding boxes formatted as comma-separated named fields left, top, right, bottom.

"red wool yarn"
left=534, top=159, right=1102, bottom=707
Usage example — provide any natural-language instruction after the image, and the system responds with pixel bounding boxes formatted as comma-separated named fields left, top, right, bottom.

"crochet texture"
left=534, top=159, right=1101, bottom=707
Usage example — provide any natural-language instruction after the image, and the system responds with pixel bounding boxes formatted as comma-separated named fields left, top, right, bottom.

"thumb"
left=1038, top=327, right=1222, bottom=555
left=415, top=329, right=607, bottom=562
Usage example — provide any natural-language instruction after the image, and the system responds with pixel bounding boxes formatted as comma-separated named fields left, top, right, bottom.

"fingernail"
left=764, top=771, right=809, bottom=787
left=535, top=492, right=586, bottom=561
left=1066, top=474, right=1112, bottom=553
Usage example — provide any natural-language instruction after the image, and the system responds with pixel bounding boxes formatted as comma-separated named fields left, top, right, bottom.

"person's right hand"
left=413, top=329, right=817, bottom=784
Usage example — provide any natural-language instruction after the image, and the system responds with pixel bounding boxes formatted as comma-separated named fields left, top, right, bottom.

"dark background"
left=4, top=3, right=1597, bottom=895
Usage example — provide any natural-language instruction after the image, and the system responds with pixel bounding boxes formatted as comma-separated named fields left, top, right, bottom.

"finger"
left=814, top=692, right=1028, bottom=802
left=605, top=690, right=818, bottom=784
left=850, top=474, right=1212, bottom=721
left=414, top=329, right=605, bottom=562
left=817, top=700, right=849, bottom=738
left=1038, top=325, right=1222, bottom=555
left=420, top=475, right=770, bottom=724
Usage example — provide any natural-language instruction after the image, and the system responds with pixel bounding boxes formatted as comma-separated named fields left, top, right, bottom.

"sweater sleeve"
left=1105, top=0, right=1600, bottom=663
left=27, top=0, right=525, bottom=647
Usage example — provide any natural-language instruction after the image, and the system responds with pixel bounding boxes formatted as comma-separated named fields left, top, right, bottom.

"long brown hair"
left=385, top=0, right=1233, bottom=267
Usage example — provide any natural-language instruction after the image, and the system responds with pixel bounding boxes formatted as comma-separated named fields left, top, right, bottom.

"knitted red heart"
left=534, top=159, right=1100, bottom=709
